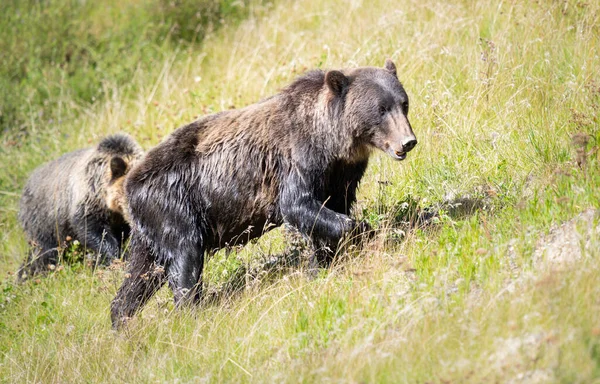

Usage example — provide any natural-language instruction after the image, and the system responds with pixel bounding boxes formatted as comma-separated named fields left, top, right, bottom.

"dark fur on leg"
left=166, top=238, right=205, bottom=308
left=72, top=206, right=123, bottom=265
left=110, top=237, right=166, bottom=329
left=16, top=243, right=59, bottom=282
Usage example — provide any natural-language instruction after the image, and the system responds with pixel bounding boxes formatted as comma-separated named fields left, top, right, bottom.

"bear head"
left=98, top=134, right=143, bottom=222
left=106, top=156, right=131, bottom=219
left=326, top=59, right=417, bottom=161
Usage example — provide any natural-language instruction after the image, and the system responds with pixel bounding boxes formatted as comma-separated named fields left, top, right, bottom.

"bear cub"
left=111, top=60, right=417, bottom=328
left=17, top=134, right=144, bottom=281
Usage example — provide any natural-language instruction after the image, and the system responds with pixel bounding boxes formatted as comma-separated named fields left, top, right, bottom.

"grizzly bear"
left=111, top=60, right=417, bottom=328
left=17, top=134, right=144, bottom=281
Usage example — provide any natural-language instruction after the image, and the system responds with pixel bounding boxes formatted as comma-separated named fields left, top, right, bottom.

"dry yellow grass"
left=1, top=0, right=599, bottom=382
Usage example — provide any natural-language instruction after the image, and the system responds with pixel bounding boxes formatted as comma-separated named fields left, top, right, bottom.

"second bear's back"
left=19, top=148, right=93, bottom=241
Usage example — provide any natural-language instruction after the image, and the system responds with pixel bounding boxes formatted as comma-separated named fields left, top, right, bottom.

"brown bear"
left=110, top=60, right=417, bottom=328
left=17, top=134, right=144, bottom=281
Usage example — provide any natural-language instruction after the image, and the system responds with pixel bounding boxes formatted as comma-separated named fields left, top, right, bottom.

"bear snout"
left=386, top=136, right=417, bottom=161
left=402, top=137, right=418, bottom=152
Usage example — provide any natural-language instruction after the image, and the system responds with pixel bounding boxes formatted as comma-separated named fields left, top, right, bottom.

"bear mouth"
left=391, top=150, right=407, bottom=161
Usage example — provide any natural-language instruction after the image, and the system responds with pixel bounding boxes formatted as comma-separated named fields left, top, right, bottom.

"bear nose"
left=402, top=138, right=418, bottom=152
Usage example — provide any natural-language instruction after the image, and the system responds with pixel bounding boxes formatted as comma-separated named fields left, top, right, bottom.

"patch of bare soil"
left=533, top=208, right=599, bottom=267
left=484, top=209, right=599, bottom=382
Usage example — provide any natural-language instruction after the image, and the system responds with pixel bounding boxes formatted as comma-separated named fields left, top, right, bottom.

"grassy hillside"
left=0, top=0, right=255, bottom=135
left=1, top=0, right=600, bottom=382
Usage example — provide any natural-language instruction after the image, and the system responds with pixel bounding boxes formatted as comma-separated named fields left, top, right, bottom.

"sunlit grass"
left=1, top=0, right=599, bottom=382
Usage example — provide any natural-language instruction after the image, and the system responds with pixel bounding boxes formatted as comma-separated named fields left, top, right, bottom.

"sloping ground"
left=533, top=209, right=599, bottom=267
left=480, top=210, right=600, bottom=383
left=0, top=0, right=599, bottom=382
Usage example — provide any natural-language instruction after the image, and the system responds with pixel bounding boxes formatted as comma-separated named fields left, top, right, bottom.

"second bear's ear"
left=384, top=59, right=397, bottom=77
left=325, top=70, right=349, bottom=97
left=110, top=157, right=128, bottom=180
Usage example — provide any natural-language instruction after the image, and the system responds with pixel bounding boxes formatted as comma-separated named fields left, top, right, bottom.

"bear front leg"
left=17, top=240, right=59, bottom=282
left=324, top=160, right=369, bottom=216
left=72, top=210, right=122, bottom=265
left=314, top=160, right=372, bottom=266
left=280, top=169, right=362, bottom=256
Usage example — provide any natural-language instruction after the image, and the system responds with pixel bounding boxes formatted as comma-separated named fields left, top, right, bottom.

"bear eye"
left=379, top=105, right=388, bottom=116
left=402, top=101, right=409, bottom=112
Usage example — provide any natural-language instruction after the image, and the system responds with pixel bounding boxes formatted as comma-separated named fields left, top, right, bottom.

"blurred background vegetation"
left=0, top=0, right=253, bottom=136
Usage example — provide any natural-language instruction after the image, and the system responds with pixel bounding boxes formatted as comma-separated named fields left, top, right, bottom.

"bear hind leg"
left=110, top=238, right=166, bottom=329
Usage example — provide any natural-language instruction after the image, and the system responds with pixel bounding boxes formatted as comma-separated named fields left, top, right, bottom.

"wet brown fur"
left=111, top=61, right=417, bottom=328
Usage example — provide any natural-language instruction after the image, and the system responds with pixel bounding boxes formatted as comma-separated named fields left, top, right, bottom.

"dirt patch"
left=533, top=209, right=599, bottom=267
left=487, top=332, right=554, bottom=383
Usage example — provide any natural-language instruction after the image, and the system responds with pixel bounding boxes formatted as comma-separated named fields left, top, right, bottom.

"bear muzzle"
left=387, top=136, right=417, bottom=161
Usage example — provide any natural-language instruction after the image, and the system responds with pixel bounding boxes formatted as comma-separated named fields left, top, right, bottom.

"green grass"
left=0, top=0, right=257, bottom=135
left=1, top=0, right=600, bottom=382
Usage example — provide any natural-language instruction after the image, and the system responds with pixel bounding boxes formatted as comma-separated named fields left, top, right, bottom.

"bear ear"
left=325, top=70, right=349, bottom=97
left=110, top=157, right=128, bottom=180
left=384, top=59, right=397, bottom=77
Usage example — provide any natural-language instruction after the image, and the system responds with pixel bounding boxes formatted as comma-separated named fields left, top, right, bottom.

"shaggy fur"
left=111, top=60, right=417, bottom=328
left=17, top=134, right=144, bottom=281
